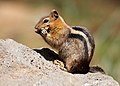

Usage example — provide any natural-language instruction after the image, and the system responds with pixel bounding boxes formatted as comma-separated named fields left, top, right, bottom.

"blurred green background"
left=0, top=0, right=120, bottom=83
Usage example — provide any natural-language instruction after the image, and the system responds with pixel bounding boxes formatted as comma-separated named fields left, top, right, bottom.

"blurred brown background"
left=0, top=0, right=120, bottom=83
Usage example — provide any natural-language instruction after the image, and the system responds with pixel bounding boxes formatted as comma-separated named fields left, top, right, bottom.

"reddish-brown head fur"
left=35, top=10, right=69, bottom=33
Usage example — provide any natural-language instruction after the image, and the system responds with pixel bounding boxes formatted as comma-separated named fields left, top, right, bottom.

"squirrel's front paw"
left=41, top=28, right=48, bottom=35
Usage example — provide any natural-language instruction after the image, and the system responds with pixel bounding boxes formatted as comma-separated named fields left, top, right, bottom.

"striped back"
left=70, top=26, right=95, bottom=61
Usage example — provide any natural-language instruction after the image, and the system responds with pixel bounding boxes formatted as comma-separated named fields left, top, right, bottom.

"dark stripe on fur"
left=68, top=34, right=88, bottom=60
left=72, top=26, right=95, bottom=58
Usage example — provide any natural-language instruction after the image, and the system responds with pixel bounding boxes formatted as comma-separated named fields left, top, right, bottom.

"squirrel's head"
left=35, top=10, right=68, bottom=35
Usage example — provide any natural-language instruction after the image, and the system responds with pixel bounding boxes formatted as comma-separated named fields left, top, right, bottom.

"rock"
left=0, top=39, right=119, bottom=86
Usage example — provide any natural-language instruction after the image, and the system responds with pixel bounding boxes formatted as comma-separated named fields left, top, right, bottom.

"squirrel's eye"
left=43, top=19, right=49, bottom=23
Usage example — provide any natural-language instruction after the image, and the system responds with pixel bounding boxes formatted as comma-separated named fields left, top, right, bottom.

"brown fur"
left=35, top=10, right=95, bottom=73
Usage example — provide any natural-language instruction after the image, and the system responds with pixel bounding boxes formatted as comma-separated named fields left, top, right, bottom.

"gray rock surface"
left=0, top=39, right=119, bottom=86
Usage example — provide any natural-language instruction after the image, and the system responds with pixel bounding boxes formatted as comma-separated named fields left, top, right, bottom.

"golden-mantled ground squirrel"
left=34, top=10, right=96, bottom=74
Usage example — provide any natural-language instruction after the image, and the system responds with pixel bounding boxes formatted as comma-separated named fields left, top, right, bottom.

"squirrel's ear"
left=50, top=10, right=59, bottom=20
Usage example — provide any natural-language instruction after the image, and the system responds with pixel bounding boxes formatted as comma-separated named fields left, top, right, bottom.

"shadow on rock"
left=33, top=48, right=59, bottom=61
